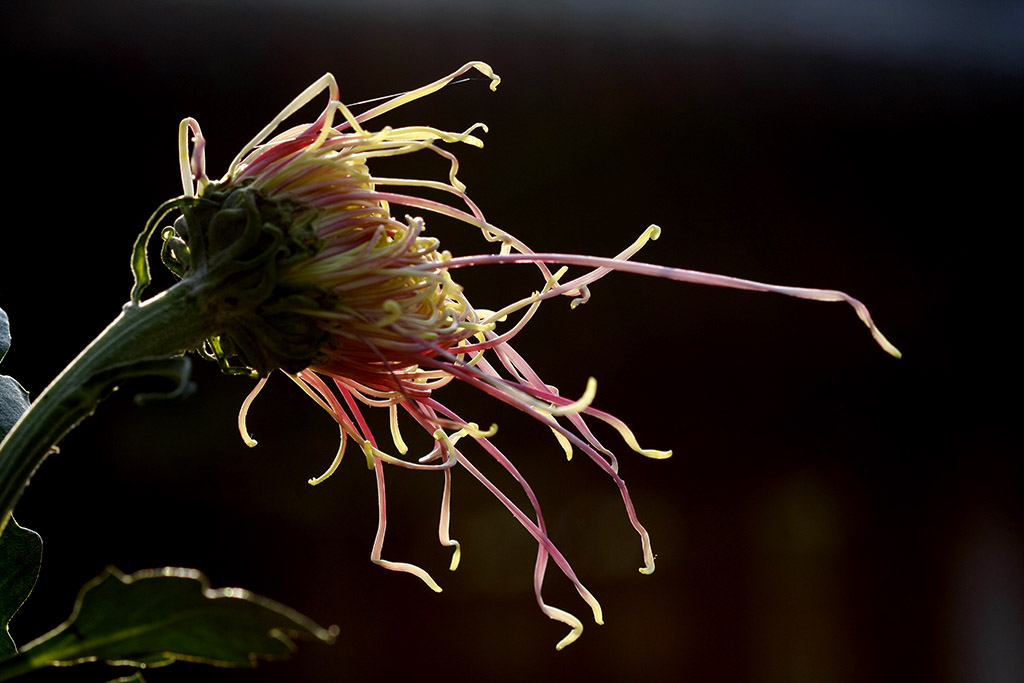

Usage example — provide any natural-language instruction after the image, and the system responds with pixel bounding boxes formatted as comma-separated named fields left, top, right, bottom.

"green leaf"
left=0, top=377, right=29, bottom=446
left=0, top=308, right=10, bottom=363
left=0, top=518, right=42, bottom=659
left=3, top=567, right=333, bottom=676
left=0, top=307, right=30, bottom=444
left=0, top=308, right=41, bottom=662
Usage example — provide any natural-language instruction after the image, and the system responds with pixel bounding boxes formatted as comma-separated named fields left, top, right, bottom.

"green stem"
left=0, top=651, right=31, bottom=681
left=0, top=283, right=214, bottom=534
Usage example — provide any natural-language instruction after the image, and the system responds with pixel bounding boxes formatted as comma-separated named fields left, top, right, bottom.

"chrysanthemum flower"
left=145, top=62, right=900, bottom=649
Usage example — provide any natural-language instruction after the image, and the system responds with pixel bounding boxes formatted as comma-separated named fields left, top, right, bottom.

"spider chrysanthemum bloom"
left=141, top=62, right=899, bottom=649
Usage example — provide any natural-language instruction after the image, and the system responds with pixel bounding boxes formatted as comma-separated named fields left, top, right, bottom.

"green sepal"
left=0, top=518, right=42, bottom=659
left=0, top=567, right=334, bottom=678
left=131, top=196, right=205, bottom=305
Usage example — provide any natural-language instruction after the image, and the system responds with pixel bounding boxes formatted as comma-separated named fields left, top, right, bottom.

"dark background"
left=1, top=1, right=1020, bottom=681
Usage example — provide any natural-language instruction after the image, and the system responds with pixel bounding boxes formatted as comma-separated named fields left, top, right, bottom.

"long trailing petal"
left=442, top=252, right=902, bottom=358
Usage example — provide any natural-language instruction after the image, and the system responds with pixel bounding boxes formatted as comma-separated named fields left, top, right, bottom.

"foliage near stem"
left=0, top=567, right=334, bottom=680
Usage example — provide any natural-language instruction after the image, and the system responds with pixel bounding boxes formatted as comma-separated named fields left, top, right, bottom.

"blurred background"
left=0, top=1, right=1021, bottom=681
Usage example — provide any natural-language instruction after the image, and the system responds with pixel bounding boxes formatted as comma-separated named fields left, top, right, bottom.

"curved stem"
left=0, top=650, right=31, bottom=681
left=0, top=283, right=214, bottom=533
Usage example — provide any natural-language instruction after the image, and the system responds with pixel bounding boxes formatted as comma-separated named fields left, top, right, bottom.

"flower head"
left=141, top=62, right=900, bottom=649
